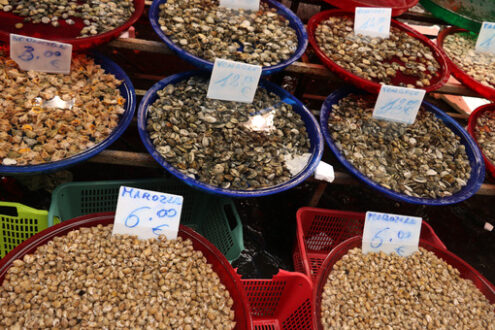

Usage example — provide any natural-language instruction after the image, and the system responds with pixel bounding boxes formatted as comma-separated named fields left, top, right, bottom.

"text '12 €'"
left=113, top=186, right=183, bottom=240
left=362, top=211, right=422, bottom=257
left=219, top=0, right=260, bottom=11
left=10, top=34, right=72, bottom=74
left=372, top=85, right=426, bottom=125
left=207, top=58, right=262, bottom=103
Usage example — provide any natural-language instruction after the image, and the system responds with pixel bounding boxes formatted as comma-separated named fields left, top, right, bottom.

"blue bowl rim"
left=148, top=0, right=308, bottom=75
left=0, top=52, right=137, bottom=175
left=137, top=70, right=324, bottom=197
left=320, top=87, right=485, bottom=205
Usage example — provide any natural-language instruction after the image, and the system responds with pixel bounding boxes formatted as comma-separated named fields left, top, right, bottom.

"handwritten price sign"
left=219, top=0, right=260, bottom=11
left=362, top=211, right=422, bottom=257
left=207, top=58, right=262, bottom=103
left=354, top=7, right=392, bottom=38
left=10, top=34, right=72, bottom=74
left=113, top=186, right=183, bottom=240
left=475, top=21, right=495, bottom=54
left=372, top=85, right=426, bottom=124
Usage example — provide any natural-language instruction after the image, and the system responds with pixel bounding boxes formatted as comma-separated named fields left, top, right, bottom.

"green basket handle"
left=222, top=200, right=241, bottom=232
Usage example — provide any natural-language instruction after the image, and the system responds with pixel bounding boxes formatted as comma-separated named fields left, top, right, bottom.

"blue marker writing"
left=125, top=206, right=151, bottom=228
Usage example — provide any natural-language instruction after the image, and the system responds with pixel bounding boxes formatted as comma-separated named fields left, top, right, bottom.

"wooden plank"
left=109, top=38, right=173, bottom=55
left=89, top=150, right=159, bottom=168
left=308, top=182, right=327, bottom=206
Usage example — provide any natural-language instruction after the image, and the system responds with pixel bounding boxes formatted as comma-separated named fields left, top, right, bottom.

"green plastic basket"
left=0, top=202, right=59, bottom=258
left=48, top=178, right=244, bottom=262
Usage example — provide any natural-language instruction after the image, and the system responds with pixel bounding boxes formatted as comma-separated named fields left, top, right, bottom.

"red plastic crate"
left=293, top=207, right=447, bottom=282
left=241, top=270, right=313, bottom=329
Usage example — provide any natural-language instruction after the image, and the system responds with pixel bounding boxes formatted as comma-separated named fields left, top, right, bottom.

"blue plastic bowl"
left=138, top=71, right=323, bottom=197
left=0, top=52, right=136, bottom=175
left=148, top=0, right=308, bottom=75
left=320, top=87, right=485, bottom=205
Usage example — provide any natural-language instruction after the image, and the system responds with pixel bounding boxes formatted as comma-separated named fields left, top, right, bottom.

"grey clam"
left=146, top=76, right=311, bottom=191
left=327, top=94, right=471, bottom=199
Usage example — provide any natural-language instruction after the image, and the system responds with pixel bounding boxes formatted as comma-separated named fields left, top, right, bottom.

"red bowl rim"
left=321, top=0, right=420, bottom=17
left=0, top=0, right=145, bottom=51
left=437, top=26, right=495, bottom=101
left=312, top=235, right=495, bottom=329
left=307, top=9, right=450, bottom=94
left=0, top=212, right=253, bottom=329
left=467, top=103, right=495, bottom=177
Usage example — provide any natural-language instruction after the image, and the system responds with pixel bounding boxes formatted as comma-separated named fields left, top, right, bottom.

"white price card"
left=372, top=85, right=426, bottom=125
left=10, top=34, right=72, bottom=74
left=354, top=7, right=392, bottom=38
left=113, top=186, right=183, bottom=240
left=219, top=0, right=260, bottom=11
left=475, top=21, right=495, bottom=54
left=207, top=58, right=262, bottom=103
left=362, top=211, right=422, bottom=257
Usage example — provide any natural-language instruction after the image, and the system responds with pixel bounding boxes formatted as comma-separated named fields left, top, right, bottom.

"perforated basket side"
left=197, top=197, right=243, bottom=262
left=292, top=247, right=304, bottom=274
left=0, top=202, right=50, bottom=258
left=242, top=270, right=313, bottom=330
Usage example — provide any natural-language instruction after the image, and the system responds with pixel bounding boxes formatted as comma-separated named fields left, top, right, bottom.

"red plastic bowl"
left=322, top=0, right=419, bottom=17
left=307, top=10, right=450, bottom=94
left=437, top=27, right=495, bottom=102
left=467, top=103, right=495, bottom=178
left=313, top=236, right=495, bottom=329
left=0, top=212, right=253, bottom=330
left=293, top=207, right=447, bottom=283
left=0, top=0, right=144, bottom=51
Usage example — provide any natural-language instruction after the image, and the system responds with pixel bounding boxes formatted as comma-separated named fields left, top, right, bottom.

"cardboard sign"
left=207, top=58, right=262, bottom=103
left=219, top=0, right=260, bottom=11
left=10, top=34, right=72, bottom=74
left=354, top=7, right=392, bottom=38
left=372, top=85, right=426, bottom=125
left=475, top=21, right=495, bottom=54
left=113, top=186, right=183, bottom=240
left=362, top=211, right=422, bottom=256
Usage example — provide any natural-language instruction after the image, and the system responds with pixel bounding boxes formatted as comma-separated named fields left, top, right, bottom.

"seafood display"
left=0, top=53, right=125, bottom=166
left=146, top=76, right=311, bottom=191
left=314, top=15, right=441, bottom=88
left=474, top=110, right=495, bottom=164
left=0, top=225, right=236, bottom=329
left=1, top=0, right=135, bottom=37
left=443, top=32, right=495, bottom=88
left=157, top=0, right=298, bottom=66
left=327, top=94, right=471, bottom=198
left=320, top=247, right=495, bottom=329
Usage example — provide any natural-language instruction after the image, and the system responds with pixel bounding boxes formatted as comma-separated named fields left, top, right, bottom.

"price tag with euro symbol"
left=10, top=34, right=72, bottom=74
left=207, top=58, right=262, bottom=103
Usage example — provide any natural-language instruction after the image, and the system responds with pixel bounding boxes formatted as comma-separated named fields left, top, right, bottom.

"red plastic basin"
left=0, top=0, right=144, bottom=51
left=313, top=236, right=495, bottom=329
left=0, top=212, right=253, bottom=330
left=307, top=10, right=450, bottom=94
left=322, top=0, right=419, bottom=17
left=437, top=26, right=495, bottom=102
left=467, top=103, right=495, bottom=179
